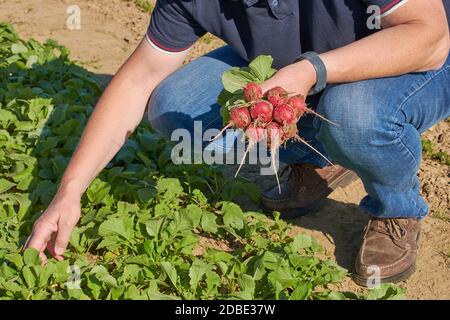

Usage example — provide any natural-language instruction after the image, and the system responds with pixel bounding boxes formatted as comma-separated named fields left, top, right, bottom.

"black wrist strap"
left=295, top=51, right=327, bottom=96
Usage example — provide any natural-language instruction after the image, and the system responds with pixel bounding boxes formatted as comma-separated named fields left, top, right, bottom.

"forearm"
left=57, top=74, right=156, bottom=197
left=321, top=23, right=449, bottom=83
left=55, top=39, right=186, bottom=198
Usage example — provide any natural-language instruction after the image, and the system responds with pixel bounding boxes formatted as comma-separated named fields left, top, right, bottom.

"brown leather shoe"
left=261, top=164, right=358, bottom=219
left=353, top=218, right=421, bottom=286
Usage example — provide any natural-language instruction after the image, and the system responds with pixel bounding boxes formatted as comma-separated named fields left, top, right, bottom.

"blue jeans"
left=147, top=46, right=450, bottom=219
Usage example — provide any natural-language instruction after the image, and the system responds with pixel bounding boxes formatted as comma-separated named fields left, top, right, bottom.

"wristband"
left=295, top=51, right=327, bottom=95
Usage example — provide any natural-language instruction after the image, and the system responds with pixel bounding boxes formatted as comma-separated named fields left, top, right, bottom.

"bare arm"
left=26, top=39, right=188, bottom=262
left=322, top=0, right=450, bottom=82
left=261, top=0, right=450, bottom=95
left=60, top=40, right=187, bottom=197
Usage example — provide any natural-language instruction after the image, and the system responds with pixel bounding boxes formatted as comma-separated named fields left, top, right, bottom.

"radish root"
left=210, top=123, right=233, bottom=142
left=271, top=147, right=281, bottom=194
left=294, top=135, right=336, bottom=168
left=305, top=107, right=339, bottom=127
left=235, top=144, right=253, bottom=178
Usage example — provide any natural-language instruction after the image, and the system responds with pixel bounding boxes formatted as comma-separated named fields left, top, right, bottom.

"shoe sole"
left=262, top=170, right=359, bottom=219
left=352, top=262, right=416, bottom=287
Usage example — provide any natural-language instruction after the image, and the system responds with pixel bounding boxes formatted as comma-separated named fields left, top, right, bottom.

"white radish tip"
left=271, top=149, right=282, bottom=194
left=235, top=144, right=253, bottom=178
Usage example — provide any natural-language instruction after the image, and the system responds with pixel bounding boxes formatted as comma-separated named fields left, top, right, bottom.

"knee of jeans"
left=146, top=79, right=193, bottom=139
left=315, top=83, right=392, bottom=161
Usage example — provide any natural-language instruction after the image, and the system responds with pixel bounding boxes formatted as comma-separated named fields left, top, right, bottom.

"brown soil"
left=1, top=0, right=449, bottom=300
left=420, top=121, right=450, bottom=219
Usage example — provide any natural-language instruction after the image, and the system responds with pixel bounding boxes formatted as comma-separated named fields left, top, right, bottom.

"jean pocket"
left=268, top=0, right=294, bottom=20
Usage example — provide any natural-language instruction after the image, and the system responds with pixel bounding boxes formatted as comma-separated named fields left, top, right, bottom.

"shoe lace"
left=370, top=218, right=407, bottom=241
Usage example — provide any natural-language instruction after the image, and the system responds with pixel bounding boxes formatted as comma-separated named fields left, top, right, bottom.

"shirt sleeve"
left=146, top=0, right=206, bottom=54
left=363, top=0, right=409, bottom=17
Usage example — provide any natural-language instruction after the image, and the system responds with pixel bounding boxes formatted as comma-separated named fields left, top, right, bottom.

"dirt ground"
left=1, top=0, right=449, bottom=300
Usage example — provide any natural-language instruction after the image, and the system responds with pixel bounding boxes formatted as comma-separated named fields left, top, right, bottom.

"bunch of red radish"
left=216, top=82, right=337, bottom=192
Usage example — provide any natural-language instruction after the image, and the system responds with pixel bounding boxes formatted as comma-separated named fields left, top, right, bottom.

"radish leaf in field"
left=0, top=179, right=15, bottom=194
left=221, top=202, right=244, bottom=230
left=23, top=248, right=40, bottom=266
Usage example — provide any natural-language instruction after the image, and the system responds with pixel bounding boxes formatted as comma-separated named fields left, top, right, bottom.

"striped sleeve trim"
left=380, top=0, right=409, bottom=18
left=145, top=30, right=192, bottom=55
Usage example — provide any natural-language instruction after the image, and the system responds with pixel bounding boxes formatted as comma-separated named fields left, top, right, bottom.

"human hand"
left=260, top=59, right=317, bottom=97
left=25, top=194, right=81, bottom=264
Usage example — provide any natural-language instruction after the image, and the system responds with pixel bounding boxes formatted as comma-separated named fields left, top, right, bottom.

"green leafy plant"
left=129, top=0, right=154, bottom=13
left=0, top=22, right=404, bottom=300
left=218, top=55, right=276, bottom=124
left=422, top=139, right=450, bottom=166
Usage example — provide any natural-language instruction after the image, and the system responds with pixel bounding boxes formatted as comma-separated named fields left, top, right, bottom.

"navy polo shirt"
left=146, top=0, right=450, bottom=69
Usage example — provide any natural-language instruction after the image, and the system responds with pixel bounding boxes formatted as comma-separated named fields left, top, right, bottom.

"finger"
left=24, top=234, right=32, bottom=249
left=24, top=226, right=45, bottom=249
left=26, top=228, right=52, bottom=252
left=260, top=81, right=276, bottom=95
left=47, top=233, right=63, bottom=260
left=54, top=255, right=64, bottom=262
left=26, top=220, right=57, bottom=254
left=260, top=82, right=271, bottom=95
left=33, top=232, right=52, bottom=265
left=46, top=234, right=57, bottom=257
left=39, top=251, right=48, bottom=266
left=54, top=220, right=76, bottom=257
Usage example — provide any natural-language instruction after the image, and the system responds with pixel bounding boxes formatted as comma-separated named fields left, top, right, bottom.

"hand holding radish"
left=260, top=59, right=317, bottom=98
left=217, top=55, right=338, bottom=193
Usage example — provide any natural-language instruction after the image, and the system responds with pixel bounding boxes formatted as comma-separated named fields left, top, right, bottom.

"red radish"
left=229, top=107, right=252, bottom=129
left=211, top=107, right=251, bottom=141
left=245, top=125, right=265, bottom=143
left=287, top=95, right=307, bottom=118
left=265, top=122, right=283, bottom=194
left=265, top=122, right=283, bottom=148
left=288, top=95, right=339, bottom=126
left=265, top=87, right=288, bottom=107
left=243, top=82, right=263, bottom=102
left=282, top=123, right=298, bottom=140
left=250, top=101, right=273, bottom=124
left=266, top=122, right=283, bottom=193
left=273, top=104, right=296, bottom=126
